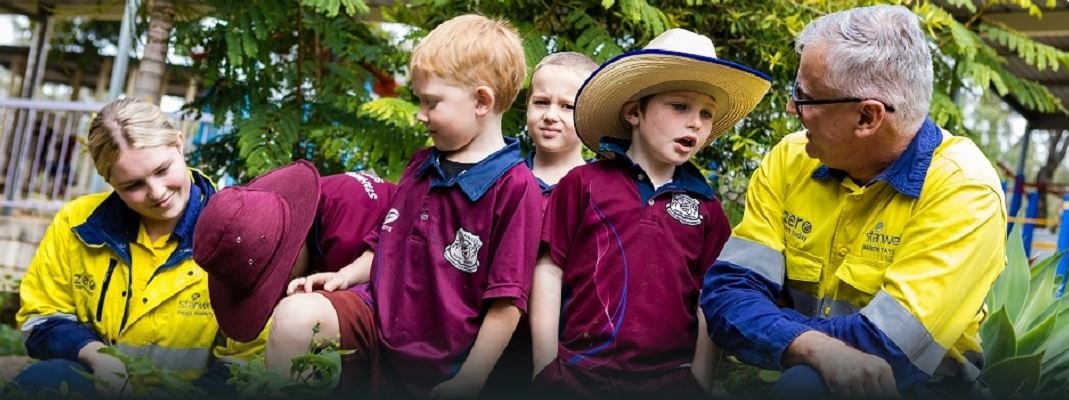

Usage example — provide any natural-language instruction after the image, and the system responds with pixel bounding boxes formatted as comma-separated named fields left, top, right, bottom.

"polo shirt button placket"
left=420, top=211, right=429, bottom=221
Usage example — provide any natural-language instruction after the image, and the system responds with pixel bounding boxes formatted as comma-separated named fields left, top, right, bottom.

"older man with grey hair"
left=701, top=4, right=1006, bottom=398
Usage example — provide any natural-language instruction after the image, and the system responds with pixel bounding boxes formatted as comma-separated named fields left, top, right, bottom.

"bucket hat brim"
left=205, top=160, right=320, bottom=342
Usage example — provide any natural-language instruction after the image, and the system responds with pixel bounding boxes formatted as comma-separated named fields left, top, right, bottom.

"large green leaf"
left=980, top=307, right=1017, bottom=364
left=994, top=223, right=1031, bottom=322
left=1041, top=301, right=1069, bottom=367
left=1017, top=313, right=1056, bottom=357
left=1017, top=258, right=1059, bottom=332
left=981, top=352, right=1043, bottom=397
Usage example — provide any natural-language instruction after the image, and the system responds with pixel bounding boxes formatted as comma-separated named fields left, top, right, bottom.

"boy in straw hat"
left=529, top=28, right=771, bottom=397
left=266, top=14, right=543, bottom=398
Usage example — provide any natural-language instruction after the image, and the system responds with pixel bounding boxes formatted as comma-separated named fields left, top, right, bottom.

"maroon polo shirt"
left=540, top=138, right=731, bottom=376
left=363, top=137, right=543, bottom=396
left=311, top=173, right=396, bottom=273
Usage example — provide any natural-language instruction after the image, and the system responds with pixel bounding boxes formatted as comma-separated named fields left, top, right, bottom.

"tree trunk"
left=133, top=0, right=175, bottom=103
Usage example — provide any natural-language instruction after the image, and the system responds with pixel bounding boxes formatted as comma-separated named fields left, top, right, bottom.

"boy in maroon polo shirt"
left=523, top=52, right=598, bottom=206
left=529, top=29, right=771, bottom=397
left=267, top=14, right=542, bottom=398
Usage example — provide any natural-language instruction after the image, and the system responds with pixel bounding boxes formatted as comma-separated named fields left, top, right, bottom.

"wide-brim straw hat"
left=575, top=28, right=772, bottom=152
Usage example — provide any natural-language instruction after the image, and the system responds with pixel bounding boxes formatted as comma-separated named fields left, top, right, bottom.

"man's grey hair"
left=796, top=5, right=933, bottom=135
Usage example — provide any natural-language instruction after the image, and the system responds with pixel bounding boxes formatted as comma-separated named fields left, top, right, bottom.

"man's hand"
left=78, top=342, right=128, bottom=396
left=786, top=330, right=898, bottom=398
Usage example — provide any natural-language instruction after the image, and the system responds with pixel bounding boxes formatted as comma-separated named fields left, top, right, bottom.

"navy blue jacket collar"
left=73, top=170, right=216, bottom=271
left=599, top=137, right=715, bottom=204
left=416, top=136, right=524, bottom=202
left=813, top=118, right=942, bottom=199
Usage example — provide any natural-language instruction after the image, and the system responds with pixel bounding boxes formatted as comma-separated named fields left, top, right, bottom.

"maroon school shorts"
left=320, top=289, right=380, bottom=392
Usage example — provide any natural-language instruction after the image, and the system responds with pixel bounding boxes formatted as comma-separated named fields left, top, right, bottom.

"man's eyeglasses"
left=789, top=84, right=896, bottom=120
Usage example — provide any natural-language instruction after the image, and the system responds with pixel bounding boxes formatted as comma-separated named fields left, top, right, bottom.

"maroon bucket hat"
left=193, top=160, right=321, bottom=342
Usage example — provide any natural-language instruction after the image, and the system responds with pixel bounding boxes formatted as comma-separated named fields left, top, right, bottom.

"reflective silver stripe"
left=718, top=237, right=785, bottom=286
left=786, top=288, right=859, bottom=317
left=20, top=313, right=79, bottom=341
left=860, top=291, right=946, bottom=375
left=114, top=344, right=211, bottom=371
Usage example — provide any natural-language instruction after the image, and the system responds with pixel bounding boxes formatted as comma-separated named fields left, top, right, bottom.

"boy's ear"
left=474, top=86, right=495, bottom=116
left=622, top=101, right=641, bottom=127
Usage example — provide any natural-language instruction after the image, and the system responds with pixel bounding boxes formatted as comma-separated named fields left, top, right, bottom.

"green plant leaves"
left=982, top=352, right=1043, bottom=398
left=980, top=307, right=1017, bottom=364
left=981, top=227, right=1069, bottom=396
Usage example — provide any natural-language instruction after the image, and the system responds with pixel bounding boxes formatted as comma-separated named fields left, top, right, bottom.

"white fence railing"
left=0, top=98, right=217, bottom=215
left=0, top=99, right=103, bottom=215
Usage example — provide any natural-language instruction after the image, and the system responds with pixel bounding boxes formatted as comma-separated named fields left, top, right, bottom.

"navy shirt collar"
left=812, top=118, right=942, bottom=199
left=416, top=136, right=524, bottom=202
left=73, top=169, right=216, bottom=271
left=599, top=137, right=714, bottom=203
left=523, top=151, right=555, bottom=194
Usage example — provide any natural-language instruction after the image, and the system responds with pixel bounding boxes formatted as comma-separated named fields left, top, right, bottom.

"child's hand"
left=428, top=375, right=481, bottom=399
left=286, top=272, right=352, bottom=294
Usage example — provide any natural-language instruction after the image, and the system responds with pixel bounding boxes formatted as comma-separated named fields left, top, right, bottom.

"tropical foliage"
left=168, top=0, right=1069, bottom=214
left=980, top=225, right=1069, bottom=397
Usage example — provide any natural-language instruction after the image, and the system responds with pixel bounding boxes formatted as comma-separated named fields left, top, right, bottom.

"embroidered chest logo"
left=862, top=221, right=900, bottom=258
left=381, top=208, right=399, bottom=232
left=178, top=291, right=213, bottom=317
left=666, top=193, right=702, bottom=226
left=444, top=228, right=483, bottom=273
left=73, top=273, right=96, bottom=292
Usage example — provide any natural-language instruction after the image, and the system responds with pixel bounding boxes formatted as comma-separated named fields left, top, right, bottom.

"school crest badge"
left=666, top=193, right=702, bottom=226
left=381, top=208, right=399, bottom=232
left=444, top=228, right=482, bottom=273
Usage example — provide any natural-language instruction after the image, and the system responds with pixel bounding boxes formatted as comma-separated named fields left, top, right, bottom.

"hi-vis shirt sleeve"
left=701, top=142, right=812, bottom=370
left=17, top=203, right=101, bottom=360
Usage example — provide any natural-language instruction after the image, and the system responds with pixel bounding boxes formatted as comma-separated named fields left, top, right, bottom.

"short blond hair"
left=87, top=98, right=183, bottom=180
left=409, top=14, right=526, bottom=113
left=533, top=52, right=597, bottom=79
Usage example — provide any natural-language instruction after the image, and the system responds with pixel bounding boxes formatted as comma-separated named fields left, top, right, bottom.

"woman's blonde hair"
left=87, top=98, right=183, bottom=180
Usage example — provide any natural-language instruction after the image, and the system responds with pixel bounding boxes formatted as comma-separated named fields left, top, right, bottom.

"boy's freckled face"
left=412, top=73, right=480, bottom=152
left=526, top=65, right=585, bottom=154
left=628, top=90, right=716, bottom=167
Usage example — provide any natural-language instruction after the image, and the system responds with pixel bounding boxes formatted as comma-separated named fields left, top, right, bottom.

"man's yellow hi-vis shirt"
left=700, top=119, right=1006, bottom=388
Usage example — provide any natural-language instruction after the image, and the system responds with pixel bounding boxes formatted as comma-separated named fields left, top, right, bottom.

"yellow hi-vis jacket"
left=701, top=119, right=1006, bottom=387
left=17, top=170, right=262, bottom=380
